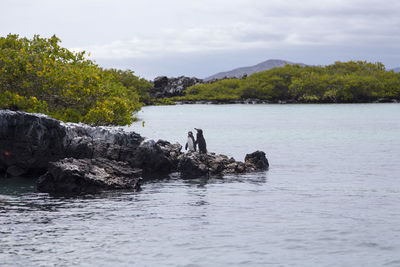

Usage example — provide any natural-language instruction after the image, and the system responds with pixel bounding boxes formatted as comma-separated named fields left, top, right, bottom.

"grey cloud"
left=1, top=0, right=399, bottom=78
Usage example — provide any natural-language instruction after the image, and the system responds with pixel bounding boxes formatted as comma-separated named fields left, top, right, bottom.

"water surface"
left=1, top=104, right=400, bottom=266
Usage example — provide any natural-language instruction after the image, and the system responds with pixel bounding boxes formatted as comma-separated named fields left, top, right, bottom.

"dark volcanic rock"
left=37, top=158, right=142, bottom=194
left=178, top=151, right=268, bottom=178
left=0, top=111, right=68, bottom=174
left=153, top=76, right=169, bottom=88
left=177, top=152, right=210, bottom=177
left=245, top=151, right=269, bottom=170
left=128, top=139, right=182, bottom=174
left=150, top=76, right=203, bottom=98
left=374, top=98, right=398, bottom=103
left=0, top=110, right=183, bottom=176
left=6, top=165, right=27, bottom=177
left=1, top=110, right=269, bottom=193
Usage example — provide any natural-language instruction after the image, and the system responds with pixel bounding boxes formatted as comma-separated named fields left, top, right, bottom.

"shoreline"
left=153, top=98, right=400, bottom=106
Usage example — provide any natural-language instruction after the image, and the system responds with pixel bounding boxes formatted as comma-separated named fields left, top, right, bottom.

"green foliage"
left=153, top=98, right=176, bottom=105
left=82, top=98, right=138, bottom=125
left=0, top=91, right=48, bottom=113
left=177, top=61, right=400, bottom=103
left=173, top=78, right=242, bottom=101
left=0, top=34, right=144, bottom=125
left=104, top=69, right=153, bottom=104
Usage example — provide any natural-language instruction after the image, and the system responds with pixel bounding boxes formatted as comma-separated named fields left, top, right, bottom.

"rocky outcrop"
left=37, top=158, right=142, bottom=194
left=374, top=98, right=399, bottom=103
left=130, top=139, right=182, bottom=174
left=0, top=110, right=269, bottom=194
left=150, top=76, right=203, bottom=98
left=0, top=110, right=180, bottom=177
left=177, top=151, right=269, bottom=178
left=245, top=151, right=269, bottom=170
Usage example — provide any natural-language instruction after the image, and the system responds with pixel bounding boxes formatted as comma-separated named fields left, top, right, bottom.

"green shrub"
left=177, top=61, right=400, bottom=102
left=0, top=34, right=143, bottom=125
left=0, top=91, right=48, bottom=113
left=154, top=98, right=176, bottom=105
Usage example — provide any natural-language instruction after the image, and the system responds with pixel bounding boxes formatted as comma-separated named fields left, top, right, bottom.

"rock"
left=177, top=152, right=210, bottom=177
left=153, top=76, right=169, bottom=88
left=127, top=139, right=182, bottom=174
left=0, top=161, right=5, bottom=175
left=245, top=151, right=269, bottom=170
left=235, top=162, right=246, bottom=173
left=375, top=98, right=398, bottom=103
left=150, top=76, right=204, bottom=98
left=0, top=111, right=67, bottom=174
left=1, top=110, right=269, bottom=192
left=0, top=110, right=183, bottom=176
left=6, top=165, right=26, bottom=177
left=178, top=151, right=268, bottom=178
left=37, top=158, right=142, bottom=194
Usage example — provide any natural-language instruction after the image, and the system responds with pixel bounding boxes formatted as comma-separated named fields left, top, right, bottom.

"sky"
left=1, top=0, right=400, bottom=79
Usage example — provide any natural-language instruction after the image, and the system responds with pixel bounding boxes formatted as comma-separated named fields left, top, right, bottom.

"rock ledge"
left=0, top=110, right=269, bottom=194
left=37, top=158, right=142, bottom=194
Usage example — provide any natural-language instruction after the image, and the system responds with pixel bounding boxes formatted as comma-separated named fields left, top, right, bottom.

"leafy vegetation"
left=172, top=61, right=400, bottom=103
left=153, top=97, right=176, bottom=106
left=103, top=68, right=153, bottom=104
left=0, top=34, right=152, bottom=125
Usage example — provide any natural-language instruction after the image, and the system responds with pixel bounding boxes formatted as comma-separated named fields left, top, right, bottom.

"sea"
left=1, top=103, right=400, bottom=266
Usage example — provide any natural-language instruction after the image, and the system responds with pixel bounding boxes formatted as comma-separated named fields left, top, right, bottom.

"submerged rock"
left=37, top=158, right=142, bottom=194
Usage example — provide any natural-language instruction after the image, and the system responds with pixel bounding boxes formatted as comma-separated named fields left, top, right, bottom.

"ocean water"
left=1, top=104, right=400, bottom=266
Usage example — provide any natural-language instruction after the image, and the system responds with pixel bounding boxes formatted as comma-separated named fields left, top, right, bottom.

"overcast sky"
left=1, top=0, right=399, bottom=79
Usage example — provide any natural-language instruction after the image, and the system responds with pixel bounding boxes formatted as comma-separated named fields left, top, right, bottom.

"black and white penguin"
left=185, top=131, right=196, bottom=152
left=194, top=128, right=207, bottom=154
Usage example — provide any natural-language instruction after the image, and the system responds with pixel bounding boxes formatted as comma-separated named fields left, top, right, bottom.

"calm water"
left=1, top=104, right=400, bottom=266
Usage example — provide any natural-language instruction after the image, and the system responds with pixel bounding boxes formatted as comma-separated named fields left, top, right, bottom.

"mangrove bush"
left=0, top=34, right=152, bottom=125
left=173, top=61, right=400, bottom=103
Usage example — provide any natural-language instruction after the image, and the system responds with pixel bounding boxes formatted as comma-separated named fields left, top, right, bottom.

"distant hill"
left=204, top=59, right=305, bottom=81
left=392, top=67, right=400, bottom=73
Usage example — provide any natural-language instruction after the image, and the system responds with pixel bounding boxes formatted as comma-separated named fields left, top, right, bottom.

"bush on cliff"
left=0, top=34, right=149, bottom=125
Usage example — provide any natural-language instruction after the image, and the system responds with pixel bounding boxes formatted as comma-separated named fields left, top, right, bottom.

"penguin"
left=185, top=131, right=196, bottom=152
left=194, top=128, right=207, bottom=154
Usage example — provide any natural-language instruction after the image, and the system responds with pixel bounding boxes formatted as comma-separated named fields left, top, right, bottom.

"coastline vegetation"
left=172, top=62, right=400, bottom=103
left=2, top=34, right=398, bottom=127
left=0, top=34, right=152, bottom=126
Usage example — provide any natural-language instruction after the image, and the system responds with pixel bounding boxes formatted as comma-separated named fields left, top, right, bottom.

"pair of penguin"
left=185, top=128, right=207, bottom=154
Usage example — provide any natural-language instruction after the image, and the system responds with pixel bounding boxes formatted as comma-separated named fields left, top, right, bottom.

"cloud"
left=65, top=0, right=400, bottom=61
left=2, top=0, right=399, bottom=77
left=72, top=25, right=285, bottom=59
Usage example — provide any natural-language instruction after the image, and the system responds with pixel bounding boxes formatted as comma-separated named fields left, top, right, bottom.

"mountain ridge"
left=204, top=59, right=305, bottom=81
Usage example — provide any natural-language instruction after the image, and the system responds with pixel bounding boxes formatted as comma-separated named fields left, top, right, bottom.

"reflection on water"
left=0, top=176, right=36, bottom=196
left=1, top=104, right=400, bottom=266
